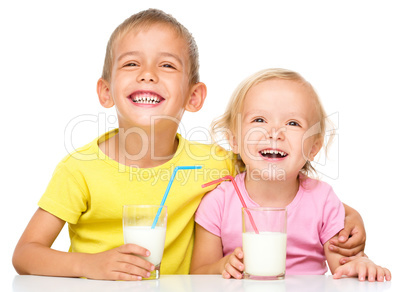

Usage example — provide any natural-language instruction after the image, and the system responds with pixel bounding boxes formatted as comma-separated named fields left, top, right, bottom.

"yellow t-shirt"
left=38, top=129, right=235, bottom=274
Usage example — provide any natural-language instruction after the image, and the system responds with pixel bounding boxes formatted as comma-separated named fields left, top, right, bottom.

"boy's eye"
left=162, top=63, right=176, bottom=69
left=252, top=118, right=266, bottom=123
left=287, top=121, right=300, bottom=127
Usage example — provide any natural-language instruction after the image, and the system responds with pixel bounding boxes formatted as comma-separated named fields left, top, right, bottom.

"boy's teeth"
left=132, top=94, right=161, bottom=104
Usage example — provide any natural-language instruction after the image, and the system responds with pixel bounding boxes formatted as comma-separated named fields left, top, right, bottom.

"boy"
left=12, top=9, right=365, bottom=281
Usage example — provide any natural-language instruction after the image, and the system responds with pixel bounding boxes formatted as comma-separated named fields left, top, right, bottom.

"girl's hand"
left=338, top=251, right=367, bottom=265
left=83, top=244, right=155, bottom=281
left=333, top=257, right=391, bottom=282
left=222, top=247, right=244, bottom=279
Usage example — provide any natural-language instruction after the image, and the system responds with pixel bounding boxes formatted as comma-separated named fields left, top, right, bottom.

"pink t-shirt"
left=195, top=172, right=345, bottom=275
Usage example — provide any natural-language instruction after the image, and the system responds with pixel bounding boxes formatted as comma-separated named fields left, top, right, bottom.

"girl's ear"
left=185, top=82, right=207, bottom=112
left=308, top=138, right=323, bottom=161
left=229, top=134, right=240, bottom=154
left=97, top=78, right=115, bottom=108
left=302, top=122, right=323, bottom=161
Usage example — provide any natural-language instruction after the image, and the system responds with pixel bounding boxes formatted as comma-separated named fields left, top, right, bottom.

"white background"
left=1, top=0, right=401, bottom=285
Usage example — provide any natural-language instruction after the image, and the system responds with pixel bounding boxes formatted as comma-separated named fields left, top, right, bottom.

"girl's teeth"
left=260, top=150, right=287, bottom=157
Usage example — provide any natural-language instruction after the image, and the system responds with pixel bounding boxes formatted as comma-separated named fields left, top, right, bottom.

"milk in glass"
left=123, top=226, right=166, bottom=265
left=243, top=231, right=287, bottom=277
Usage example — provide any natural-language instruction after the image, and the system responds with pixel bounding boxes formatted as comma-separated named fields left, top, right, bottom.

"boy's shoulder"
left=178, top=134, right=235, bottom=162
left=61, top=129, right=119, bottom=166
left=57, top=135, right=100, bottom=172
left=56, top=133, right=237, bottom=174
left=178, top=134, right=237, bottom=177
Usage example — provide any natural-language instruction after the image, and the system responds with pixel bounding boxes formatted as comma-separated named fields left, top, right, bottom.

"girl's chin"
left=246, top=166, right=287, bottom=181
left=246, top=165, right=303, bottom=182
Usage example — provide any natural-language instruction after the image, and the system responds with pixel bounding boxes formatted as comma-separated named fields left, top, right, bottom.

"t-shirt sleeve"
left=195, top=185, right=225, bottom=238
left=38, top=161, right=88, bottom=224
left=320, top=186, right=345, bottom=244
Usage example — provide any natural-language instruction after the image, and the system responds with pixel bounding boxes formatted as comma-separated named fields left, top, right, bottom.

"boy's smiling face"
left=98, top=23, right=202, bottom=129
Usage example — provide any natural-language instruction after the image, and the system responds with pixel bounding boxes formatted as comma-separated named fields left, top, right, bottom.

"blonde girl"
left=190, top=68, right=391, bottom=282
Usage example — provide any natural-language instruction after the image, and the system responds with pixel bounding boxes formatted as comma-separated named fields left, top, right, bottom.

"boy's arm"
left=329, top=203, right=366, bottom=258
left=190, top=224, right=244, bottom=279
left=13, top=208, right=154, bottom=280
left=324, top=237, right=391, bottom=282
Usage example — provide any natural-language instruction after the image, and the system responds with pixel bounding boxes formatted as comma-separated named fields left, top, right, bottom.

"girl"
left=190, top=68, right=391, bottom=282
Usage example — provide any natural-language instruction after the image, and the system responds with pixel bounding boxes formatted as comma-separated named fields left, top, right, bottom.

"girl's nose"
left=268, top=127, right=286, bottom=141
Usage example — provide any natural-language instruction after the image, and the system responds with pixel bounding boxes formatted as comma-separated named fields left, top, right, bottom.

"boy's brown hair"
left=101, top=8, right=200, bottom=85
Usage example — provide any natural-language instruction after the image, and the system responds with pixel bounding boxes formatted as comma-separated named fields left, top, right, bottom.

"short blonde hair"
left=211, top=68, right=333, bottom=178
left=101, top=9, right=200, bottom=84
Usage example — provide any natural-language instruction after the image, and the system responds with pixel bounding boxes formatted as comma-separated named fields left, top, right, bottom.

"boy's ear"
left=185, top=82, right=207, bottom=112
left=97, top=78, right=114, bottom=108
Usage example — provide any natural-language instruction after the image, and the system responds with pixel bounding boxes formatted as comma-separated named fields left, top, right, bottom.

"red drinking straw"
left=202, top=175, right=259, bottom=234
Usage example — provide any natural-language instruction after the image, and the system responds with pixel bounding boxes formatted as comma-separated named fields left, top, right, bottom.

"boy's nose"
left=137, top=68, right=158, bottom=83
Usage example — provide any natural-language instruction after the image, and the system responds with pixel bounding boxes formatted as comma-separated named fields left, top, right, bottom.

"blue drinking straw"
left=151, top=166, right=202, bottom=229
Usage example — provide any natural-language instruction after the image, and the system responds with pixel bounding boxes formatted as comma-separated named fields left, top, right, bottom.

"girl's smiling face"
left=233, top=78, right=323, bottom=181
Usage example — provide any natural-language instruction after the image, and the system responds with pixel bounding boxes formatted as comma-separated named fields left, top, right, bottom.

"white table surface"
left=8, top=274, right=397, bottom=292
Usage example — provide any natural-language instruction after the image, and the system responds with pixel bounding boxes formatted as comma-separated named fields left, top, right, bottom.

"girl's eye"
left=124, top=63, right=138, bottom=67
left=287, top=121, right=300, bottom=127
left=252, top=118, right=266, bottom=123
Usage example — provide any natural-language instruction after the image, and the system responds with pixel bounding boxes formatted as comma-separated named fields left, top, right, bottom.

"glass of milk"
left=242, top=207, right=287, bottom=280
left=123, top=205, right=167, bottom=280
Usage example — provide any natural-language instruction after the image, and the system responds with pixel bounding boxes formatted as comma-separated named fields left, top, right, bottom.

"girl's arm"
left=324, top=236, right=391, bottom=282
left=12, top=208, right=154, bottom=280
left=330, top=203, right=366, bottom=258
left=190, top=224, right=244, bottom=279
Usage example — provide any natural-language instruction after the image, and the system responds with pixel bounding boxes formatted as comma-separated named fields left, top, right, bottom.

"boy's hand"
left=222, top=247, right=244, bottom=279
left=329, top=205, right=366, bottom=261
left=333, top=257, right=391, bottom=282
left=330, top=224, right=366, bottom=255
left=84, top=244, right=155, bottom=280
